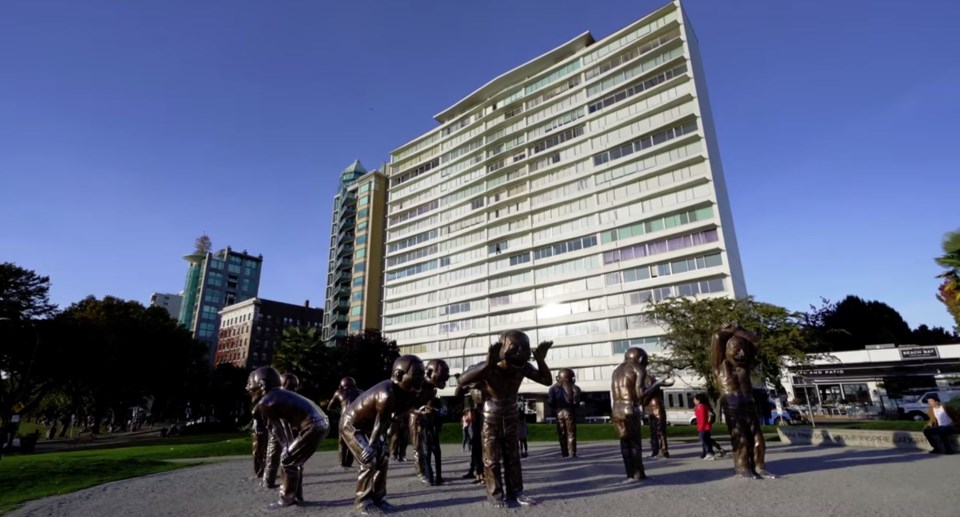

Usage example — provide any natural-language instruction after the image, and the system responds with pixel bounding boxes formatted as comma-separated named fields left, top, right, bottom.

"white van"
left=898, top=390, right=960, bottom=421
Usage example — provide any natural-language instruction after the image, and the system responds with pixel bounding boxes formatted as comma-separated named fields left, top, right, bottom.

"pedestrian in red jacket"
left=695, top=394, right=717, bottom=460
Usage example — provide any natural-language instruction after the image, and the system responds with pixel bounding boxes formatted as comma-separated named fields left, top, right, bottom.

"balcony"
left=336, top=243, right=354, bottom=259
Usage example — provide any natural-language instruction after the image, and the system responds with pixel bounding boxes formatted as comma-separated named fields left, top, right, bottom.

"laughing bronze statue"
left=547, top=368, right=582, bottom=458
left=252, top=371, right=302, bottom=486
left=328, top=376, right=363, bottom=468
left=410, top=359, right=450, bottom=485
left=457, top=330, right=552, bottom=508
left=246, top=367, right=329, bottom=510
left=340, top=355, right=425, bottom=515
left=260, top=372, right=304, bottom=489
left=610, top=347, right=650, bottom=481
left=712, top=325, right=775, bottom=479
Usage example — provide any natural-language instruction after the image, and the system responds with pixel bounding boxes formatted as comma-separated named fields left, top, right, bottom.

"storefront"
left=781, top=343, right=960, bottom=416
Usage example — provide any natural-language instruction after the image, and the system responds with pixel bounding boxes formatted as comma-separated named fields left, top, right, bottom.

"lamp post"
left=797, top=375, right=815, bottom=428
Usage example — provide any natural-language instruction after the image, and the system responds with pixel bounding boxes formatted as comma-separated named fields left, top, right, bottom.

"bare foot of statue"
left=487, top=496, right=506, bottom=508
left=734, top=468, right=761, bottom=480
left=354, top=503, right=384, bottom=516
left=756, top=469, right=777, bottom=479
left=266, top=500, right=296, bottom=511
left=512, top=494, right=536, bottom=506
left=376, top=500, right=397, bottom=512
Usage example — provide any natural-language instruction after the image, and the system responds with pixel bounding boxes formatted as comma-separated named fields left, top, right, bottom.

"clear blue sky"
left=1, top=0, right=957, bottom=331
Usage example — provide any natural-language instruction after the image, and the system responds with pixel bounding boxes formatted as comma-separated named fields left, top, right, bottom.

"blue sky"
left=1, top=0, right=957, bottom=331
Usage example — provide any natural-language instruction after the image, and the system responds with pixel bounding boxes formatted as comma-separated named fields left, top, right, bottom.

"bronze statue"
left=456, top=379, right=486, bottom=484
left=457, top=330, right=552, bottom=508
left=410, top=359, right=450, bottom=485
left=261, top=372, right=303, bottom=489
left=328, top=376, right=363, bottom=468
left=340, top=355, right=426, bottom=515
left=610, top=348, right=648, bottom=481
left=246, top=367, right=329, bottom=509
left=643, top=374, right=670, bottom=458
left=252, top=371, right=302, bottom=486
left=547, top=368, right=582, bottom=458
left=712, top=325, right=775, bottom=479
left=389, top=414, right=409, bottom=462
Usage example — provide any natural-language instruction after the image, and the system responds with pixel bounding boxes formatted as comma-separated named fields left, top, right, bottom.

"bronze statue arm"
left=326, top=393, right=340, bottom=413
left=458, top=343, right=499, bottom=387
left=524, top=340, right=553, bottom=386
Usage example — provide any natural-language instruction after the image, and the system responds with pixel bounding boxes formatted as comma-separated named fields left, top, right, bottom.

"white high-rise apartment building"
left=381, top=0, right=746, bottom=398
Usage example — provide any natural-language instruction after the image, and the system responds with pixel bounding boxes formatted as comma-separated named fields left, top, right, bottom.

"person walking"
left=461, top=409, right=472, bottom=452
left=695, top=394, right=718, bottom=460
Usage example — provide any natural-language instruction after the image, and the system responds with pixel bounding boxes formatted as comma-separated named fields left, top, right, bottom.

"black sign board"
left=899, top=347, right=939, bottom=360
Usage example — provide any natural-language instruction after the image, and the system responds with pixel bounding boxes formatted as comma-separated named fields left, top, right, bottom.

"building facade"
left=214, top=298, right=323, bottom=369
left=149, top=292, right=182, bottom=319
left=322, top=160, right=388, bottom=345
left=178, top=246, right=262, bottom=362
left=782, top=343, right=960, bottom=418
left=380, top=0, right=746, bottom=399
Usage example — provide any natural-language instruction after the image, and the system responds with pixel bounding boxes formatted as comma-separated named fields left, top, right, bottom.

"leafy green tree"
left=0, top=263, right=58, bottom=435
left=336, top=330, right=401, bottom=392
left=911, top=324, right=960, bottom=346
left=935, top=228, right=960, bottom=332
left=649, top=296, right=818, bottom=399
left=0, top=262, right=57, bottom=320
left=272, top=326, right=334, bottom=403
left=807, top=295, right=912, bottom=351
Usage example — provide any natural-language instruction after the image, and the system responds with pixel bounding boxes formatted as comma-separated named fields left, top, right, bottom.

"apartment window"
left=532, top=235, right=598, bottom=260
left=532, top=125, right=584, bottom=154
left=352, top=292, right=363, bottom=302
left=593, top=120, right=698, bottom=167
left=355, top=248, right=366, bottom=259
left=356, top=235, right=367, bottom=245
left=354, top=263, right=365, bottom=273
left=353, top=277, right=364, bottom=287
left=359, top=183, right=370, bottom=193
left=509, top=253, right=531, bottom=266
left=358, top=195, right=369, bottom=206
left=358, top=208, right=369, bottom=218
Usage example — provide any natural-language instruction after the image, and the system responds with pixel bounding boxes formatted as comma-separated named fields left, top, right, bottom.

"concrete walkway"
left=10, top=441, right=960, bottom=517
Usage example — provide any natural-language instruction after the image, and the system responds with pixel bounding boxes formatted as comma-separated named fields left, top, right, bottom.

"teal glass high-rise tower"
left=178, top=245, right=262, bottom=363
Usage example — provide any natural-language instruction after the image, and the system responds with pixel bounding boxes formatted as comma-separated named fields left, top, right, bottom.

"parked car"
left=898, top=390, right=960, bottom=421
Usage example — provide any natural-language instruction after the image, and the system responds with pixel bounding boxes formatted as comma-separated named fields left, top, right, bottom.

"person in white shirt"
left=922, top=394, right=960, bottom=455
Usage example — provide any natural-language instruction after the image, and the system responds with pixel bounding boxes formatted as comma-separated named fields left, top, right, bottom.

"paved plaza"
left=10, top=440, right=960, bottom=517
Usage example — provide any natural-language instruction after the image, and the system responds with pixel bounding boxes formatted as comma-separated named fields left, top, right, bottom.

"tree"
left=335, top=330, right=400, bottom=394
left=272, top=326, right=334, bottom=403
left=50, top=296, right=208, bottom=432
left=807, top=296, right=912, bottom=351
left=911, top=325, right=960, bottom=346
left=0, top=262, right=57, bottom=320
left=194, top=234, right=212, bottom=254
left=0, top=263, right=58, bottom=438
left=935, top=228, right=960, bottom=332
left=649, top=296, right=818, bottom=399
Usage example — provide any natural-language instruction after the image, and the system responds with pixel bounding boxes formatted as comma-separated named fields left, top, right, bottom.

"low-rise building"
left=214, top=298, right=323, bottom=369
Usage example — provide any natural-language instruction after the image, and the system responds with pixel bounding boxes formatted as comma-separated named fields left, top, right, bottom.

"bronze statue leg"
left=277, top=420, right=326, bottom=506
left=431, top=438, right=443, bottom=485
left=481, top=410, right=505, bottom=503
left=263, top=431, right=282, bottom=488
left=339, top=435, right=354, bottom=467
left=613, top=415, right=645, bottom=479
left=342, top=422, right=385, bottom=510
left=655, top=407, right=669, bottom=457
left=559, top=412, right=577, bottom=457
left=555, top=415, right=568, bottom=457
left=253, top=431, right=268, bottom=478
left=724, top=405, right=759, bottom=479
left=502, top=411, right=524, bottom=500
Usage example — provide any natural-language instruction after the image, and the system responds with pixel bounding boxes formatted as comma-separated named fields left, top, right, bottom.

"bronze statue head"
left=425, top=359, right=451, bottom=390
left=391, top=354, right=425, bottom=392
left=246, top=366, right=282, bottom=402
left=340, top=376, right=357, bottom=390
left=498, top=330, right=531, bottom=369
left=711, top=324, right=760, bottom=371
left=280, top=372, right=300, bottom=392
left=558, top=368, right=575, bottom=384
left=624, top=347, right=648, bottom=366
